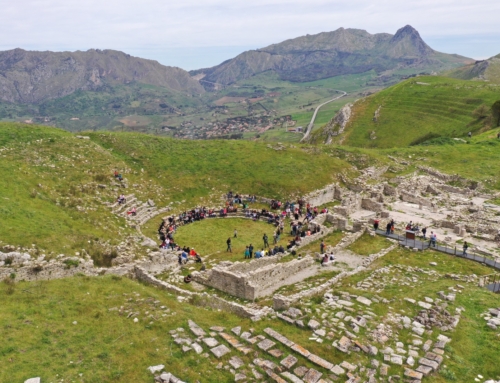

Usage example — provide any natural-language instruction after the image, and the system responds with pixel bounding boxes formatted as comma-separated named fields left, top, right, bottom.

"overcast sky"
left=1, top=0, right=498, bottom=70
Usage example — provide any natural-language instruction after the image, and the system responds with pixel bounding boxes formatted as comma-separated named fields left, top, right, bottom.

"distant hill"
left=0, top=48, right=204, bottom=104
left=447, top=54, right=500, bottom=83
left=316, top=76, right=500, bottom=148
left=192, top=25, right=473, bottom=87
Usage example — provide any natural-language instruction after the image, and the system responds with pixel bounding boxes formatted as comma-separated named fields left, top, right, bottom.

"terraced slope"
left=337, top=76, right=500, bottom=148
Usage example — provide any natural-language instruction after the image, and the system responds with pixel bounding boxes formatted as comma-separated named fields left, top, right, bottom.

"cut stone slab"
left=159, top=372, right=172, bottom=382
left=210, top=326, right=225, bottom=332
left=281, top=354, right=299, bottom=369
left=303, top=368, right=322, bottom=383
left=308, top=354, right=334, bottom=370
left=390, top=355, right=403, bottom=365
left=416, top=365, right=433, bottom=376
left=285, top=307, right=303, bottom=318
left=264, top=328, right=295, bottom=347
left=264, top=368, right=288, bottom=383
left=417, top=301, right=432, bottom=309
left=419, top=358, right=439, bottom=371
left=240, top=331, right=252, bottom=339
left=229, top=356, right=245, bottom=369
left=220, top=332, right=242, bottom=348
left=294, top=366, right=309, bottom=377
left=269, top=348, right=284, bottom=358
left=148, top=365, right=164, bottom=373
left=24, top=379, right=41, bottom=383
left=257, top=339, right=276, bottom=351
left=356, top=296, right=372, bottom=306
left=188, top=320, right=206, bottom=337
left=202, top=338, right=219, bottom=348
left=237, top=345, right=253, bottom=355
left=281, top=371, right=304, bottom=383
left=404, top=368, right=423, bottom=380
left=330, top=365, right=345, bottom=376
left=191, top=342, right=203, bottom=354
left=291, top=344, right=311, bottom=357
left=338, top=300, right=354, bottom=307
left=181, top=345, right=191, bottom=353
left=340, top=361, right=357, bottom=371
left=234, top=373, right=246, bottom=381
left=308, top=319, right=321, bottom=330
left=231, top=326, right=242, bottom=336
left=211, top=344, right=231, bottom=358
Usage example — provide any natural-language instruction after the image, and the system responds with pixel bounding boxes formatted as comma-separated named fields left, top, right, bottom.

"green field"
left=166, top=218, right=282, bottom=262
left=337, top=76, right=500, bottom=148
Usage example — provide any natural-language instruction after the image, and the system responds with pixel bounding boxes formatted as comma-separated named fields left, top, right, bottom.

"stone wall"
left=193, top=256, right=315, bottom=300
left=273, top=242, right=397, bottom=310
left=133, top=266, right=273, bottom=319
left=361, top=198, right=384, bottom=212
left=303, top=184, right=342, bottom=207
left=0, top=259, right=98, bottom=282
left=399, top=191, right=433, bottom=207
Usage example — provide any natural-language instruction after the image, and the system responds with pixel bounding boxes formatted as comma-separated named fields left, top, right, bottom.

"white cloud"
left=0, top=0, right=498, bottom=69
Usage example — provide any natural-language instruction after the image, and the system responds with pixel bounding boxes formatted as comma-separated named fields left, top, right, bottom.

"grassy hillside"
left=447, top=54, right=500, bottom=84
left=0, top=123, right=358, bottom=256
left=337, top=76, right=500, bottom=148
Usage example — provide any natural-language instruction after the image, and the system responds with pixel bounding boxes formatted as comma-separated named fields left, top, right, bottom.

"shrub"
left=4, top=256, right=13, bottom=266
left=63, top=259, right=80, bottom=268
left=3, top=277, right=15, bottom=295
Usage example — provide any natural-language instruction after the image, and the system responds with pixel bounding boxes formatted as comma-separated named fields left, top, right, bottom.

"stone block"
left=291, top=344, right=311, bottom=357
left=294, top=366, right=309, bottom=377
left=303, top=368, right=322, bottom=383
left=257, top=339, right=276, bottom=351
left=268, top=348, right=284, bottom=358
left=308, top=354, right=334, bottom=370
left=281, top=371, right=304, bottom=383
left=210, top=344, right=231, bottom=358
left=280, top=354, right=298, bottom=369
left=330, top=365, right=345, bottom=376
left=202, top=337, right=218, bottom=347
left=404, top=368, right=423, bottom=380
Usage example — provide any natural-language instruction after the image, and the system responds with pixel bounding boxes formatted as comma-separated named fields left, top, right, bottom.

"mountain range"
left=191, top=25, right=473, bottom=86
left=0, top=48, right=204, bottom=104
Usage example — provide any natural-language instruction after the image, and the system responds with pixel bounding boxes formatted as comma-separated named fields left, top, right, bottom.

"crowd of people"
left=153, top=191, right=335, bottom=272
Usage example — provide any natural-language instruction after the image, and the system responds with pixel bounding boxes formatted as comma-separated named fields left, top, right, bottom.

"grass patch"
left=347, top=232, right=392, bottom=256
left=172, top=218, right=281, bottom=263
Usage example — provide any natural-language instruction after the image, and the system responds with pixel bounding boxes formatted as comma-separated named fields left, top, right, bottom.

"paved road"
left=300, top=90, right=347, bottom=142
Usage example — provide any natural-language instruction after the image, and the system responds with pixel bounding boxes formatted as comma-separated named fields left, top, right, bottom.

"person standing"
left=234, top=229, right=238, bottom=238
left=463, top=241, right=469, bottom=256
left=244, top=246, right=250, bottom=259
left=429, top=232, right=437, bottom=247
left=373, top=219, right=379, bottom=231
left=273, top=232, right=277, bottom=245
left=263, top=233, right=269, bottom=248
left=386, top=222, right=392, bottom=235
left=320, top=240, right=325, bottom=254
left=422, top=227, right=427, bottom=239
left=226, top=237, right=232, bottom=252
left=249, top=244, right=254, bottom=258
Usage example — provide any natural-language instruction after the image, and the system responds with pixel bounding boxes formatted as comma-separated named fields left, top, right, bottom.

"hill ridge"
left=0, top=48, right=205, bottom=104
left=192, top=25, right=473, bottom=86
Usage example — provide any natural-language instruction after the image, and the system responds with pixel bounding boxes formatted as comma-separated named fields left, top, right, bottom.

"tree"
left=492, top=100, right=500, bottom=127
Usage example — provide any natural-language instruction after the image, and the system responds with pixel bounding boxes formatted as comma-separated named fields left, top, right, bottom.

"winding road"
left=300, top=90, right=347, bottom=142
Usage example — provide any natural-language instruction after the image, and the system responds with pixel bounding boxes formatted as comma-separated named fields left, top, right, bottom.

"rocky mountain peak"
left=389, top=25, right=433, bottom=56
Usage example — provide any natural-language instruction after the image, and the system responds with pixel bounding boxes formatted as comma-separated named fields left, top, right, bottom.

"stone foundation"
left=192, top=255, right=316, bottom=300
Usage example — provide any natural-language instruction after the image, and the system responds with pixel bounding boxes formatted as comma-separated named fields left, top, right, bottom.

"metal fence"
left=374, top=229, right=500, bottom=273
